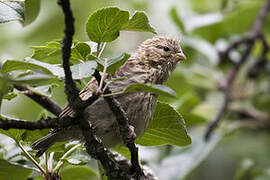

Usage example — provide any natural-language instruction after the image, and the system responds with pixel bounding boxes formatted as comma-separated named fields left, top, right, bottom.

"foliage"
left=0, top=0, right=269, bottom=179
left=0, top=0, right=40, bottom=25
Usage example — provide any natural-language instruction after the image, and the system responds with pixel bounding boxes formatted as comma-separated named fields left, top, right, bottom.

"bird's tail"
left=31, top=132, right=58, bottom=158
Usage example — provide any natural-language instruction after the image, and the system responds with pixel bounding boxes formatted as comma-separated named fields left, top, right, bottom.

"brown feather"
left=32, top=36, right=185, bottom=157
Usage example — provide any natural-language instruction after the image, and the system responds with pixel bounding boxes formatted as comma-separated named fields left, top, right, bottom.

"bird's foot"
left=127, top=125, right=137, bottom=142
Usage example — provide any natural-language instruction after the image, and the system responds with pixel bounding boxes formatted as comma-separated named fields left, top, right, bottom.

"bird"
left=32, top=36, right=186, bottom=157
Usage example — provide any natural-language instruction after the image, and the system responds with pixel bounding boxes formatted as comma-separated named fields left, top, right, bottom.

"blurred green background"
left=0, top=0, right=269, bottom=179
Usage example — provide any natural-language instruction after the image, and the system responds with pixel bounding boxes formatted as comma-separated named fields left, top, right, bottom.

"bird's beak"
left=176, top=51, right=187, bottom=61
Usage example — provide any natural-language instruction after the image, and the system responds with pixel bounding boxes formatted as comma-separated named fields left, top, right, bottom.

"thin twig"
left=92, top=61, right=143, bottom=176
left=101, top=83, right=143, bottom=177
left=57, top=0, right=123, bottom=178
left=52, top=144, right=82, bottom=174
left=93, top=44, right=144, bottom=177
left=93, top=62, right=143, bottom=176
left=97, top=43, right=107, bottom=91
left=47, top=152, right=54, bottom=173
left=58, top=0, right=81, bottom=111
left=98, top=59, right=108, bottom=91
left=97, top=43, right=106, bottom=58
left=18, top=141, right=46, bottom=175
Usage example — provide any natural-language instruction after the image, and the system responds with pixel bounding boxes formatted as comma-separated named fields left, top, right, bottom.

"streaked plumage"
left=32, top=36, right=186, bottom=157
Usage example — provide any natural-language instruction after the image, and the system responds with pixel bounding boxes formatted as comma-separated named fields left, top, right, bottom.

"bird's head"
left=134, top=36, right=186, bottom=83
left=135, top=36, right=186, bottom=70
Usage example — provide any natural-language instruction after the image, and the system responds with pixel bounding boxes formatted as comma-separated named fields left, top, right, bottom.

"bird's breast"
left=116, top=92, right=158, bottom=137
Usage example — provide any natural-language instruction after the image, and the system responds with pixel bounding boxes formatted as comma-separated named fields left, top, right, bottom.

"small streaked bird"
left=32, top=36, right=186, bottom=157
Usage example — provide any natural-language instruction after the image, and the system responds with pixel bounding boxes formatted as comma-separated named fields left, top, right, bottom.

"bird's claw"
left=128, top=125, right=137, bottom=142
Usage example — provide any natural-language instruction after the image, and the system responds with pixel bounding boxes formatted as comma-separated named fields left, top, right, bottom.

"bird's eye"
left=163, top=47, right=170, bottom=52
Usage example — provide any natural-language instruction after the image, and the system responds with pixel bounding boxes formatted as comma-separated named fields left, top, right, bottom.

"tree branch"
left=248, top=34, right=269, bottom=78
left=104, top=96, right=142, bottom=174
left=14, top=84, right=63, bottom=116
left=0, top=116, right=77, bottom=130
left=205, top=0, right=270, bottom=141
left=57, top=0, right=125, bottom=178
left=92, top=64, right=143, bottom=177
left=0, top=63, right=63, bottom=117
left=219, top=0, right=270, bottom=62
left=57, top=0, right=82, bottom=111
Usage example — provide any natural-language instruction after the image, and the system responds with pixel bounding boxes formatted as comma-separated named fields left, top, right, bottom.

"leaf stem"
left=45, top=153, right=48, bottom=172
left=96, top=43, right=101, bottom=56
left=47, top=152, right=54, bottom=173
left=102, top=91, right=124, bottom=97
left=52, top=144, right=81, bottom=174
left=17, top=141, right=46, bottom=175
left=98, top=43, right=106, bottom=58
left=96, top=42, right=108, bottom=91
left=98, top=59, right=108, bottom=91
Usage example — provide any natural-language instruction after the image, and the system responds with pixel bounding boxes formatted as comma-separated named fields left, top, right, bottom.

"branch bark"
left=104, top=96, right=142, bottom=176
left=57, top=0, right=125, bottom=178
left=91, top=69, right=143, bottom=177
left=0, top=116, right=77, bottom=130
left=0, top=0, right=151, bottom=178
left=57, top=0, right=81, bottom=111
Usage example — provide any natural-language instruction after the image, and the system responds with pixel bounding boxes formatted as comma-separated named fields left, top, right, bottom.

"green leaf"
left=70, top=61, right=97, bottom=79
left=1, top=59, right=54, bottom=75
left=29, top=85, right=54, bottom=97
left=3, top=92, right=17, bottom=101
left=10, top=74, right=58, bottom=86
left=192, top=1, right=264, bottom=42
left=0, top=144, right=7, bottom=159
left=60, top=165, right=99, bottom=180
left=124, top=83, right=177, bottom=98
left=136, top=102, right=191, bottom=146
left=121, top=11, right=156, bottom=34
left=169, top=7, right=186, bottom=34
left=95, top=53, right=130, bottom=75
left=86, top=7, right=129, bottom=42
left=0, top=74, right=13, bottom=108
left=0, top=72, right=56, bottom=106
left=31, top=41, right=62, bottom=63
left=0, top=1, right=24, bottom=23
left=21, top=129, right=50, bottom=142
left=32, top=41, right=93, bottom=63
left=71, top=42, right=91, bottom=61
left=65, top=149, right=91, bottom=166
left=2, top=58, right=97, bottom=80
left=0, top=159, right=32, bottom=180
left=24, top=0, right=40, bottom=26
left=0, top=0, right=40, bottom=26
left=112, top=146, right=131, bottom=160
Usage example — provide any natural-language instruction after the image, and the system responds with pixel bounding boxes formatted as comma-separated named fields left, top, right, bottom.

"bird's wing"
left=59, top=77, right=99, bottom=118
left=58, top=58, right=136, bottom=119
